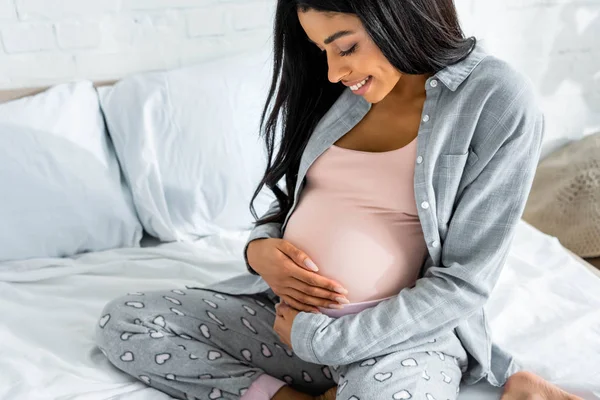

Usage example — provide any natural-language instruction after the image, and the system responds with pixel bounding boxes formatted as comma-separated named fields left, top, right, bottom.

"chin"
left=365, top=94, right=380, bottom=103
left=366, top=89, right=389, bottom=104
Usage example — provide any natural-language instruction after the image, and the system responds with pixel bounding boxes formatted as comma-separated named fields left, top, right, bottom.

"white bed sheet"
left=0, top=221, right=598, bottom=400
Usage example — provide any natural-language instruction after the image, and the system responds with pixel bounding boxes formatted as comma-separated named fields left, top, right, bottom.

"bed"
left=0, top=221, right=599, bottom=400
left=1, top=76, right=599, bottom=400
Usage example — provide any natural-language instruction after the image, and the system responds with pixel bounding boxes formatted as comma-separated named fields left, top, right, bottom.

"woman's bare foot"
left=501, top=371, right=583, bottom=400
left=272, top=386, right=313, bottom=400
left=315, top=386, right=338, bottom=400
left=272, top=385, right=337, bottom=400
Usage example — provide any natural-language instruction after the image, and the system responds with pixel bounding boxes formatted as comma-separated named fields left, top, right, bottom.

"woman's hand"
left=273, top=301, right=300, bottom=348
left=246, top=238, right=349, bottom=313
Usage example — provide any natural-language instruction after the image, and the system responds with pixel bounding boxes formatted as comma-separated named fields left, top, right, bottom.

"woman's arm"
left=243, top=199, right=283, bottom=275
left=290, top=85, right=545, bottom=366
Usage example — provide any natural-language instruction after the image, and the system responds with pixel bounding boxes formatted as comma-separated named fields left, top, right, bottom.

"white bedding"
left=0, top=221, right=598, bottom=400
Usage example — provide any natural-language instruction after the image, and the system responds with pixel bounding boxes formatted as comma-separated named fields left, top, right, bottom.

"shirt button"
left=431, top=240, right=440, bottom=248
left=430, top=80, right=438, bottom=88
left=421, top=201, right=430, bottom=210
left=416, top=156, right=423, bottom=164
left=422, top=115, right=430, bottom=122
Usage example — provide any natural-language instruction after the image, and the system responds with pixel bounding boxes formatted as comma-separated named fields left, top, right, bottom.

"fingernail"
left=304, top=259, right=319, bottom=272
left=335, top=297, right=350, bottom=304
left=334, top=287, right=348, bottom=295
left=328, top=304, right=344, bottom=309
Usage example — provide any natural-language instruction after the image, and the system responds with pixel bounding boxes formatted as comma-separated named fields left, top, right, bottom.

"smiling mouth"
left=348, top=76, right=372, bottom=91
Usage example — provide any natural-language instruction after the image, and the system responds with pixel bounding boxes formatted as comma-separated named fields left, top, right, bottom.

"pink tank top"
left=282, top=136, right=428, bottom=316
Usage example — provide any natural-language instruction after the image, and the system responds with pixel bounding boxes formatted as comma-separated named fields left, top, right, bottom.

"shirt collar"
left=433, top=42, right=488, bottom=91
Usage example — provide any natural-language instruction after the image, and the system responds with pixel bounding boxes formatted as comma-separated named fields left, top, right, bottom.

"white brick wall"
left=15, top=0, right=121, bottom=20
left=56, top=21, right=102, bottom=49
left=455, top=0, right=600, bottom=157
left=2, top=22, right=55, bottom=53
left=0, top=0, right=17, bottom=20
left=0, top=0, right=597, bottom=156
left=186, top=5, right=229, bottom=37
left=0, top=0, right=275, bottom=88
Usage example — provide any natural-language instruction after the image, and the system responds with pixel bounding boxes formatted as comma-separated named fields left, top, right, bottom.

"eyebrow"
left=324, top=30, right=354, bottom=44
left=308, top=30, right=355, bottom=46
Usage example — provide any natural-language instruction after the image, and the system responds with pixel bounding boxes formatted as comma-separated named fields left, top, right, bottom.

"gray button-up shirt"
left=205, top=44, right=544, bottom=387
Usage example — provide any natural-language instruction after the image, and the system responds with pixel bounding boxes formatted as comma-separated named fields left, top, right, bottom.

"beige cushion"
left=523, top=132, right=600, bottom=258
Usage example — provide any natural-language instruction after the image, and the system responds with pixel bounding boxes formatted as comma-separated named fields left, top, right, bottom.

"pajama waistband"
left=318, top=295, right=395, bottom=318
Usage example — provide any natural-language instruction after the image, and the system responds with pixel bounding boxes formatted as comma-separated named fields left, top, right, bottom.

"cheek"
left=368, top=65, right=401, bottom=103
left=376, top=55, right=399, bottom=77
left=376, top=64, right=401, bottom=87
left=362, top=53, right=395, bottom=81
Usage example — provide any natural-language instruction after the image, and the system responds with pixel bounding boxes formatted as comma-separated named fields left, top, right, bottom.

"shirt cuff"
left=240, top=374, right=287, bottom=400
left=290, top=311, right=330, bottom=364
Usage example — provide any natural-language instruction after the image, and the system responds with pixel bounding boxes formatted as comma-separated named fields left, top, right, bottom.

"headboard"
left=0, top=80, right=116, bottom=104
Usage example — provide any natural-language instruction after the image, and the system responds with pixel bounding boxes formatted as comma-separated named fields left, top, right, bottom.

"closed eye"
left=340, top=44, right=358, bottom=57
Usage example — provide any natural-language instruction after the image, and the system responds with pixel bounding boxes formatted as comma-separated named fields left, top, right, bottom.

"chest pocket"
left=434, top=152, right=470, bottom=224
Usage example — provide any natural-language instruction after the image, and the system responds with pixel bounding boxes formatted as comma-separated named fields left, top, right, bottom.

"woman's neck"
left=378, top=73, right=432, bottom=109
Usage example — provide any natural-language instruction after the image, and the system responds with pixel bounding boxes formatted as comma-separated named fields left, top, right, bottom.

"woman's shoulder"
left=457, top=51, right=542, bottom=142
left=464, top=52, right=539, bottom=112
left=439, top=48, right=545, bottom=156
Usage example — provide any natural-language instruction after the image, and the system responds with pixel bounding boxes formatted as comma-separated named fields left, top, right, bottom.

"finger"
left=280, top=295, right=320, bottom=314
left=285, top=287, right=344, bottom=309
left=276, top=301, right=293, bottom=312
left=290, top=279, right=349, bottom=303
left=273, top=316, right=282, bottom=330
left=274, top=304, right=284, bottom=317
left=277, top=240, right=320, bottom=272
left=277, top=303, right=290, bottom=316
left=283, top=259, right=348, bottom=294
left=279, top=303, right=300, bottom=319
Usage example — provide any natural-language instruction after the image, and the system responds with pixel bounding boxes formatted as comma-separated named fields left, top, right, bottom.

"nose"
left=326, top=53, right=350, bottom=84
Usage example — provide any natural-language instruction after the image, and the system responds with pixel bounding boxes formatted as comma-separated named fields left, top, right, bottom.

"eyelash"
left=340, top=44, right=358, bottom=57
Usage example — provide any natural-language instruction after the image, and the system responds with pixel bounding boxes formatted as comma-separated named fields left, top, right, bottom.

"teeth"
left=350, top=76, right=370, bottom=91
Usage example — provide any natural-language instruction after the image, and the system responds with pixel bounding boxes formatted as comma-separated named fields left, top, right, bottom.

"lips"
left=349, top=76, right=372, bottom=92
left=344, top=76, right=371, bottom=87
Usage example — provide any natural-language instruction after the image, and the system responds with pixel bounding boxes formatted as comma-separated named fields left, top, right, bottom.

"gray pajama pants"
left=96, top=287, right=468, bottom=400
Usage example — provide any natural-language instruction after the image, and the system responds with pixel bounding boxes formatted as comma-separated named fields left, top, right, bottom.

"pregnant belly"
left=282, top=204, right=427, bottom=304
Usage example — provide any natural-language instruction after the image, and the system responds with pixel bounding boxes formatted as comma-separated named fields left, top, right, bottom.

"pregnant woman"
left=96, top=1, right=582, bottom=399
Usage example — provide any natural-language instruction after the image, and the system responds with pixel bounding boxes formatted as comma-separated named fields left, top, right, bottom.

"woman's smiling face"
left=297, top=9, right=402, bottom=103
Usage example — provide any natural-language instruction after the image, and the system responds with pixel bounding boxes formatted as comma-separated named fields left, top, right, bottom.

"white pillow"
left=0, top=81, right=143, bottom=262
left=99, top=50, right=276, bottom=242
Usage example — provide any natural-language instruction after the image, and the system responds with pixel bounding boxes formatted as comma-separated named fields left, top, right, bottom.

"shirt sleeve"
left=243, top=198, right=283, bottom=275
left=290, top=88, right=545, bottom=366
